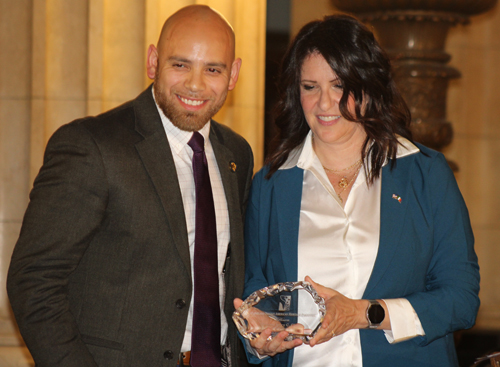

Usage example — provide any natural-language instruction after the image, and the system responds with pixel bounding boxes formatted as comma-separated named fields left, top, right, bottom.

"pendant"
left=338, top=177, right=348, bottom=188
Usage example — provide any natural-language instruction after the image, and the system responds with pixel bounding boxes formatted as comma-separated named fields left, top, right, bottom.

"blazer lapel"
left=133, top=87, right=191, bottom=275
left=274, top=167, right=304, bottom=282
left=363, top=159, right=412, bottom=298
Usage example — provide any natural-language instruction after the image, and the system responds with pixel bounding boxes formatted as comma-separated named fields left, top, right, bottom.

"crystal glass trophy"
left=232, top=281, right=326, bottom=343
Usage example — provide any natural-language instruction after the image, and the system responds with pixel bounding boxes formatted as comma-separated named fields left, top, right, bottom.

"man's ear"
left=227, top=58, right=242, bottom=91
left=146, top=44, right=158, bottom=80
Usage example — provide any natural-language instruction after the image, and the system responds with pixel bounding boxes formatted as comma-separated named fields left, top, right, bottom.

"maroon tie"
left=188, top=132, right=221, bottom=367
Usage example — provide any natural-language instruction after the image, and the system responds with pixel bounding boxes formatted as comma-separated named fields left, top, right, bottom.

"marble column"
left=0, top=0, right=35, bottom=364
left=446, top=6, right=500, bottom=330
left=30, top=0, right=91, bottom=181
left=230, top=0, right=267, bottom=168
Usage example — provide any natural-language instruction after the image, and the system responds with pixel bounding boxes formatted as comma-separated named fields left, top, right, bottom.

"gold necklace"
left=326, top=163, right=363, bottom=204
left=311, top=135, right=363, bottom=203
left=322, top=159, right=362, bottom=190
left=322, top=159, right=362, bottom=173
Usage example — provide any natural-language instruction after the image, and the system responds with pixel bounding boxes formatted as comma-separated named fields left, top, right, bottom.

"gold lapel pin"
left=229, top=161, right=237, bottom=172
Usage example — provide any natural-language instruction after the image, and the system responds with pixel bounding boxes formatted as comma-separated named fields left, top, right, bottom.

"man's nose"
left=184, top=70, right=205, bottom=92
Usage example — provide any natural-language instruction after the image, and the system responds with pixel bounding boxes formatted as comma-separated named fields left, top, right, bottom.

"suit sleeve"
left=7, top=122, right=107, bottom=367
left=407, top=152, right=480, bottom=346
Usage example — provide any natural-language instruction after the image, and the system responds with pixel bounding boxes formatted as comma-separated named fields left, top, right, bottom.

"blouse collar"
left=279, top=130, right=419, bottom=171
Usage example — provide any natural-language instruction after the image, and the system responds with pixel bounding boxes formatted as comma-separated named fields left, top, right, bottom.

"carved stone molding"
left=332, top=0, right=498, bottom=169
left=332, top=0, right=496, bottom=13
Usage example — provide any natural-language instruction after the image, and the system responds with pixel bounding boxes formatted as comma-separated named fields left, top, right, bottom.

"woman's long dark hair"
left=266, top=14, right=412, bottom=183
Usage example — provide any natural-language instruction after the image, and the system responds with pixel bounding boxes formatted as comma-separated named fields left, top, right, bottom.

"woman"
left=236, top=14, right=480, bottom=367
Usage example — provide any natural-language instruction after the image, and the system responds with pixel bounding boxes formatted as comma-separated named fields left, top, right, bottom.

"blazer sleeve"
left=243, top=168, right=273, bottom=299
left=240, top=168, right=295, bottom=367
left=239, top=169, right=268, bottom=365
left=7, top=122, right=107, bottom=367
left=406, top=152, right=480, bottom=346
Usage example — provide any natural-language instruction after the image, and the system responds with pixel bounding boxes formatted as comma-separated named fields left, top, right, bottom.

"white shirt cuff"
left=382, top=298, right=425, bottom=343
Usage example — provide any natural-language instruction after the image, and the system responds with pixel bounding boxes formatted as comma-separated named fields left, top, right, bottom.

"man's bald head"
left=146, top=5, right=241, bottom=132
left=158, top=5, right=236, bottom=60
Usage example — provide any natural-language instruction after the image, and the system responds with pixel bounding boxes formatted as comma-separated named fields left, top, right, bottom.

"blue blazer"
left=242, top=144, right=480, bottom=367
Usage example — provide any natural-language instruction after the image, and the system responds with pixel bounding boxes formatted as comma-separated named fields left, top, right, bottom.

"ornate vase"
left=332, top=0, right=498, bottom=169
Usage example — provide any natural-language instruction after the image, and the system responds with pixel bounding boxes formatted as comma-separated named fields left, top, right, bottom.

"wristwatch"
left=366, top=300, right=385, bottom=329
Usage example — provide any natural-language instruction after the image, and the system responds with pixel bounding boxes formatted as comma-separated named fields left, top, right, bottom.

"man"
left=7, top=5, right=253, bottom=367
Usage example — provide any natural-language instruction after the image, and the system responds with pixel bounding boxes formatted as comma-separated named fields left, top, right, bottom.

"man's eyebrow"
left=167, top=56, right=227, bottom=69
left=205, top=62, right=227, bottom=69
left=168, top=56, right=191, bottom=63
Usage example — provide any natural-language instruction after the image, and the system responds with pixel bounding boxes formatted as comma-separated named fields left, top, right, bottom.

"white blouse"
left=278, top=132, right=424, bottom=367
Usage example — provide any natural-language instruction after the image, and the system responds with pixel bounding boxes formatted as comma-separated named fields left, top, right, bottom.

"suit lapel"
left=274, top=167, right=304, bottom=282
left=209, top=123, right=242, bottom=236
left=133, top=87, right=191, bottom=275
left=363, top=158, right=412, bottom=298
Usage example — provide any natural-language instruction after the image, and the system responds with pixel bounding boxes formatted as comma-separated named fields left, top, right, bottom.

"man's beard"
left=153, top=78, right=227, bottom=132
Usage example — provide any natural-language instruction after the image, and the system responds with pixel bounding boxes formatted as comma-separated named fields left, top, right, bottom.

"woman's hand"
left=305, top=276, right=368, bottom=347
left=234, top=298, right=303, bottom=356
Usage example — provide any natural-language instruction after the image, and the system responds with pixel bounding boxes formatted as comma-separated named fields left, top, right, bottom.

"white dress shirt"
left=152, top=90, right=230, bottom=351
left=277, top=131, right=424, bottom=367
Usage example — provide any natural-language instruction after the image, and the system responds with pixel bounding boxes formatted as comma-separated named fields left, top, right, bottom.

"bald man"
left=7, top=5, right=253, bottom=367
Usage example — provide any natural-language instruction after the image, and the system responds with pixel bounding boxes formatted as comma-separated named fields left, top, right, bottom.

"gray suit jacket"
left=7, top=86, right=254, bottom=367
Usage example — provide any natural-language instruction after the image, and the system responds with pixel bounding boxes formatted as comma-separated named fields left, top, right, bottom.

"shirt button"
left=163, top=350, right=174, bottom=360
left=175, top=299, right=186, bottom=309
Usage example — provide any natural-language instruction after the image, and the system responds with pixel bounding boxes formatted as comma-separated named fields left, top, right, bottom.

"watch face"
left=368, top=303, right=385, bottom=324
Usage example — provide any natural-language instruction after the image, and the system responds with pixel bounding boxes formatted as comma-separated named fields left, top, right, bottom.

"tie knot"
left=188, top=131, right=205, bottom=153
